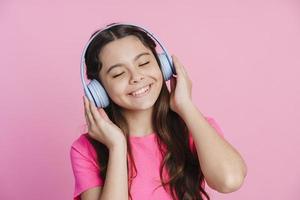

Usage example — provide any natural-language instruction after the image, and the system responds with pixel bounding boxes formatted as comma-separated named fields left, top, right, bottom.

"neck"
left=121, top=107, right=154, bottom=137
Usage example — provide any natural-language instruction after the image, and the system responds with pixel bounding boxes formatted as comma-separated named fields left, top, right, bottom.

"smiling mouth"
left=128, top=84, right=152, bottom=97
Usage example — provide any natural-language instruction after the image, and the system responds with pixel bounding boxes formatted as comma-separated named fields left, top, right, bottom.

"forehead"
left=98, top=35, right=150, bottom=65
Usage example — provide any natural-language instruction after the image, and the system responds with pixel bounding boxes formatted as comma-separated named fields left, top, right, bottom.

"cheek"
left=148, top=64, right=162, bottom=77
left=153, top=68, right=164, bottom=82
left=106, top=81, right=128, bottom=97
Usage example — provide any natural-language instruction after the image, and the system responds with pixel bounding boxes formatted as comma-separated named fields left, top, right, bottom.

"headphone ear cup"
left=86, top=79, right=110, bottom=108
left=157, top=52, right=174, bottom=81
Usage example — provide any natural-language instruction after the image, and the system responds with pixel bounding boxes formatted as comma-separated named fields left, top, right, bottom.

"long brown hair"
left=84, top=23, right=210, bottom=200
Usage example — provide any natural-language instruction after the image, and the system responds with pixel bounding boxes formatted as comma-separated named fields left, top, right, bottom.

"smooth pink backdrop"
left=1, top=0, right=300, bottom=199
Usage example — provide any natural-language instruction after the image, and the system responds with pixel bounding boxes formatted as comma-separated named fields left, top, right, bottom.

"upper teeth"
left=131, top=85, right=150, bottom=96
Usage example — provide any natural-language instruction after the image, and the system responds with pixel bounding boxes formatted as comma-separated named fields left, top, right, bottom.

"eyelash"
left=112, top=61, right=150, bottom=78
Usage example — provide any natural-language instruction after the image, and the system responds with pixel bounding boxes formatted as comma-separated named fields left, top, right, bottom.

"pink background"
left=1, top=0, right=300, bottom=199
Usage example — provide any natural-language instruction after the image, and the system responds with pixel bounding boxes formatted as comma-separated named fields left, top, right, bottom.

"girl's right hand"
left=83, top=95, right=126, bottom=150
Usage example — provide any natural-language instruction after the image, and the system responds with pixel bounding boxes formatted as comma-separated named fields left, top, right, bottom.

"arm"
left=180, top=103, right=247, bottom=193
left=80, top=95, right=129, bottom=200
left=80, top=143, right=128, bottom=200
left=98, top=142, right=128, bottom=200
left=164, top=54, right=246, bottom=193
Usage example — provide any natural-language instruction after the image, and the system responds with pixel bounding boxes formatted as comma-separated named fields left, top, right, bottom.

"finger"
left=84, top=109, right=90, bottom=127
left=175, top=56, right=190, bottom=82
left=98, top=108, right=112, bottom=123
left=181, top=63, right=187, bottom=75
left=172, top=55, right=185, bottom=76
left=170, top=76, right=176, bottom=92
left=84, top=96, right=95, bottom=127
left=89, top=98, right=103, bottom=125
left=84, top=96, right=93, bottom=127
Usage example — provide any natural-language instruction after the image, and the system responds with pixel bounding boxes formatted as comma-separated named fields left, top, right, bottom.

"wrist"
left=178, top=101, right=196, bottom=118
left=109, top=140, right=127, bottom=152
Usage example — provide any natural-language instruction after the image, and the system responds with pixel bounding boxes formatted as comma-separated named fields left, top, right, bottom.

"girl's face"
left=98, top=35, right=163, bottom=111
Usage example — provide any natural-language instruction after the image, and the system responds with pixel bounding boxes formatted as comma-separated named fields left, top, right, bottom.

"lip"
left=128, top=84, right=152, bottom=97
left=128, top=83, right=153, bottom=94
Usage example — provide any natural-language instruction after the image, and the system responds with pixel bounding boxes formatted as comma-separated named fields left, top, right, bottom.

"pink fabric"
left=70, top=116, right=225, bottom=200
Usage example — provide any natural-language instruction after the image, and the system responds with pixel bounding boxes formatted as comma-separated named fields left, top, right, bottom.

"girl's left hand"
left=169, top=54, right=194, bottom=116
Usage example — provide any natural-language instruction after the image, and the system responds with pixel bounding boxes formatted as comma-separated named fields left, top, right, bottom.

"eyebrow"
left=106, top=52, right=151, bottom=74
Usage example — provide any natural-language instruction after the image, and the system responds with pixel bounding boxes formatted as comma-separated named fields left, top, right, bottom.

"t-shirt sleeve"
left=189, top=116, right=225, bottom=155
left=70, top=136, right=104, bottom=200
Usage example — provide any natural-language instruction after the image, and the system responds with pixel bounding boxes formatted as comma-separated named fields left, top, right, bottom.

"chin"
left=122, top=98, right=157, bottom=111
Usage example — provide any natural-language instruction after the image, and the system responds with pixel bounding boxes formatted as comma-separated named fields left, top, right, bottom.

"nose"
left=129, top=68, right=145, bottom=84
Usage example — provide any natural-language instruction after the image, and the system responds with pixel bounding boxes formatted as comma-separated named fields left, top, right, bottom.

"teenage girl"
left=70, top=23, right=247, bottom=200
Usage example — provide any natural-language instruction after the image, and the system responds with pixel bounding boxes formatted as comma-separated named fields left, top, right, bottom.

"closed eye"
left=139, top=61, right=150, bottom=66
left=112, top=72, right=124, bottom=78
left=112, top=61, right=150, bottom=78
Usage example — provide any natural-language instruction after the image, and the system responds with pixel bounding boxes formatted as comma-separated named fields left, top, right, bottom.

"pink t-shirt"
left=70, top=116, right=225, bottom=200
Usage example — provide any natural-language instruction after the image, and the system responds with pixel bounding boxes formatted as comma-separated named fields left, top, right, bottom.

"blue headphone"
left=80, top=22, right=176, bottom=108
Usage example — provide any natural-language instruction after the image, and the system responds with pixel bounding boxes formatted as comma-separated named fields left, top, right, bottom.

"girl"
left=70, top=23, right=247, bottom=200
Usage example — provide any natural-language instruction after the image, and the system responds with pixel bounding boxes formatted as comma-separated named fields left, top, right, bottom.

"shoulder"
left=71, top=132, right=90, bottom=150
left=69, top=133, right=104, bottom=199
left=70, top=132, right=99, bottom=167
